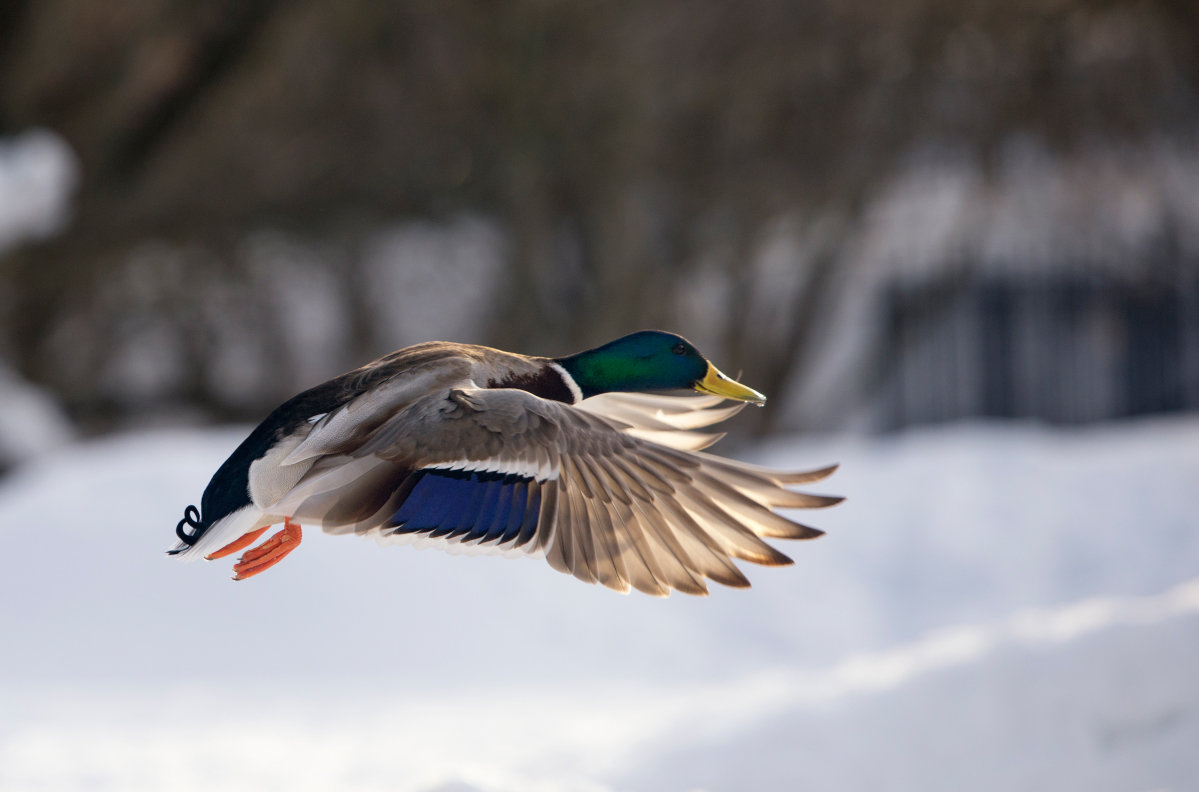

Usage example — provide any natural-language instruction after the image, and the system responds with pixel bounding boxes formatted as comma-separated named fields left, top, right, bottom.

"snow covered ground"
left=0, top=130, right=76, bottom=256
left=0, top=417, right=1196, bottom=791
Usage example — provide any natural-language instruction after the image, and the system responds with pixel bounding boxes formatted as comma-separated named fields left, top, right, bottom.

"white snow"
left=0, top=416, right=1196, bottom=791
left=0, top=129, right=78, bottom=254
left=855, top=138, right=1199, bottom=280
left=0, top=365, right=74, bottom=469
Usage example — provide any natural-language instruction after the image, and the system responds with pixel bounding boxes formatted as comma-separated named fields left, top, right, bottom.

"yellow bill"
left=695, top=363, right=767, bottom=405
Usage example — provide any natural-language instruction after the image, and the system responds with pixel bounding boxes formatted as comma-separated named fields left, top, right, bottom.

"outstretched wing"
left=326, top=387, right=840, bottom=596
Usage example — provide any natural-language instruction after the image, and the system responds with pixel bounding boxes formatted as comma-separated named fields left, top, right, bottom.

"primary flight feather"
left=170, top=330, right=841, bottom=596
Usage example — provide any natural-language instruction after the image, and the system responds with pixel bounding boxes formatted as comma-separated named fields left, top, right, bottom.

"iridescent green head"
left=555, top=330, right=766, bottom=404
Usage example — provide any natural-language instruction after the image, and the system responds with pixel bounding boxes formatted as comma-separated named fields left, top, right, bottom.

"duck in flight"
left=170, top=331, right=841, bottom=596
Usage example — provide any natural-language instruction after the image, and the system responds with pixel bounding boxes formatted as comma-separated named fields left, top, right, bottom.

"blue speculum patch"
left=391, top=468, right=541, bottom=546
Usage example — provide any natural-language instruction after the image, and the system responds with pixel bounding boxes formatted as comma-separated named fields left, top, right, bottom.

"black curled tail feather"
left=172, top=505, right=205, bottom=552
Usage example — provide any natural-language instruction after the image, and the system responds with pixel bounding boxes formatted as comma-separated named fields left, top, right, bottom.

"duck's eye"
left=672, top=342, right=687, bottom=355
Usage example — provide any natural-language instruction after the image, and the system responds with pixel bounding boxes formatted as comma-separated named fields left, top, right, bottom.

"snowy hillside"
left=0, top=417, right=1196, bottom=791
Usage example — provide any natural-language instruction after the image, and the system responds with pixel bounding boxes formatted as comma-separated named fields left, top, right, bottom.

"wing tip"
left=777, top=462, right=840, bottom=485
left=809, top=494, right=846, bottom=508
left=763, top=549, right=795, bottom=567
left=707, top=566, right=754, bottom=589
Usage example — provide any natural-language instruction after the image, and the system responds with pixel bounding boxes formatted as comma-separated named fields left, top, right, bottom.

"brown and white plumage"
left=170, top=332, right=841, bottom=595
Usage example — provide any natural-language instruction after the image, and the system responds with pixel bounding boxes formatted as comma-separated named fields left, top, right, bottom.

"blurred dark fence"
left=1, top=0, right=1198, bottom=435
left=881, top=271, right=1199, bottom=428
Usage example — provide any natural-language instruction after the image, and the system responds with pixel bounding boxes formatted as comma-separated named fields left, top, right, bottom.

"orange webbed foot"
left=231, top=517, right=303, bottom=581
left=205, top=527, right=269, bottom=560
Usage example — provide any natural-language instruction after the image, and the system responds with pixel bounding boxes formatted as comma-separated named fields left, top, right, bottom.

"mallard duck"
left=170, top=331, right=841, bottom=596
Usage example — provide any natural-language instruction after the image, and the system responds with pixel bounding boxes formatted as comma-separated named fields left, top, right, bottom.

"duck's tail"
left=167, top=504, right=265, bottom=560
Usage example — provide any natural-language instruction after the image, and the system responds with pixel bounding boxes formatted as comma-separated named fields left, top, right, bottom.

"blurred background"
left=2, top=0, right=1197, bottom=451
left=0, top=2, right=1197, bottom=791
